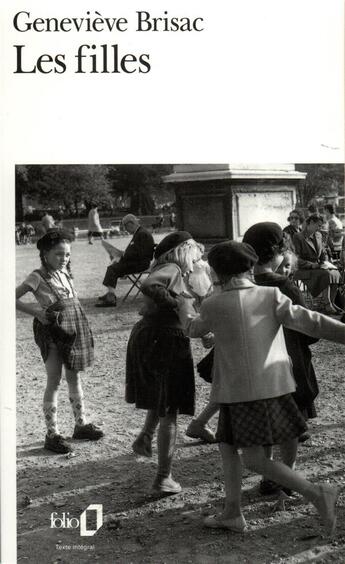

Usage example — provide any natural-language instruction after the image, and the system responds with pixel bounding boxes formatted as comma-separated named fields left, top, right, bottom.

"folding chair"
left=121, top=270, right=150, bottom=303
left=121, top=245, right=157, bottom=303
left=292, top=277, right=322, bottom=310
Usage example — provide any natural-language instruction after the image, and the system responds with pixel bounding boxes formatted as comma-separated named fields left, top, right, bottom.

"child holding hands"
left=179, top=240, right=345, bottom=535
left=126, top=231, right=205, bottom=494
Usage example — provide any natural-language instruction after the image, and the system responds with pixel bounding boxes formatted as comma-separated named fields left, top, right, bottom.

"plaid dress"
left=32, top=270, right=94, bottom=371
left=217, top=394, right=307, bottom=448
left=126, top=319, right=195, bottom=417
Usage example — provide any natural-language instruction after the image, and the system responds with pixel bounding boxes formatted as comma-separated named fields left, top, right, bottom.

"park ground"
left=16, top=236, right=345, bottom=564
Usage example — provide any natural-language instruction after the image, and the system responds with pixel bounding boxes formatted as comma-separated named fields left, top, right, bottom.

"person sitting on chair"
left=324, top=204, right=344, bottom=256
left=283, top=210, right=304, bottom=238
left=96, top=214, right=155, bottom=307
left=283, top=209, right=304, bottom=251
left=293, top=214, right=341, bottom=315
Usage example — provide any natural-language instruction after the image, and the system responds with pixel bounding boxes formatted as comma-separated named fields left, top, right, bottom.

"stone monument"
left=163, top=164, right=306, bottom=242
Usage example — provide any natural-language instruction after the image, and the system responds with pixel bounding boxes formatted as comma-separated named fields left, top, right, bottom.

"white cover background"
left=1, top=0, right=344, bottom=561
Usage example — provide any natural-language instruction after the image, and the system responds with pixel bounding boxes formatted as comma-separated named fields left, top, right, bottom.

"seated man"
left=96, top=214, right=155, bottom=307
left=293, top=214, right=341, bottom=315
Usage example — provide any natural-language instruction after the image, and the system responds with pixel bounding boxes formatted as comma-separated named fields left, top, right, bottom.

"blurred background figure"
left=283, top=210, right=304, bottom=250
left=41, top=211, right=56, bottom=233
left=87, top=203, right=104, bottom=245
left=108, top=221, right=121, bottom=237
left=323, top=204, right=344, bottom=259
left=26, top=223, right=35, bottom=244
left=307, top=203, right=319, bottom=217
left=152, top=212, right=164, bottom=233
left=17, top=222, right=35, bottom=245
left=169, top=211, right=176, bottom=230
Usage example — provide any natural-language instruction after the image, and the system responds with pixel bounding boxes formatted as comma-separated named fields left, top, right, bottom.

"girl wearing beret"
left=243, top=222, right=319, bottom=495
left=126, top=231, right=208, bottom=494
left=16, top=230, right=103, bottom=454
left=179, top=240, right=344, bottom=535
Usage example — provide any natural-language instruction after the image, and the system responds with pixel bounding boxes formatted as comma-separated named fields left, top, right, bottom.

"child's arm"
left=142, top=284, right=179, bottom=310
left=274, top=288, right=345, bottom=344
left=142, top=264, right=185, bottom=310
left=177, top=296, right=212, bottom=337
left=16, top=284, right=50, bottom=325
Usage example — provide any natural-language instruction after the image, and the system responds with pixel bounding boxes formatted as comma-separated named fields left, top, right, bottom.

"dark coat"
left=121, top=226, right=155, bottom=268
left=283, top=225, right=301, bottom=251
left=283, top=225, right=301, bottom=240
left=292, top=231, right=340, bottom=297
left=292, top=231, right=327, bottom=269
left=125, top=262, right=195, bottom=416
left=254, top=272, right=319, bottom=417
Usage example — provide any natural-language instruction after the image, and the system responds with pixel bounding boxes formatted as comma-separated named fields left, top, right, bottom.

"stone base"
left=164, top=165, right=306, bottom=241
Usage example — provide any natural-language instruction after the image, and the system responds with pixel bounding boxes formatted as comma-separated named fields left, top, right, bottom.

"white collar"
left=222, top=277, right=255, bottom=291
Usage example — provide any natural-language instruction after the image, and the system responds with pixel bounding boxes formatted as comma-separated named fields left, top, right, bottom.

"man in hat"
left=96, top=214, right=154, bottom=307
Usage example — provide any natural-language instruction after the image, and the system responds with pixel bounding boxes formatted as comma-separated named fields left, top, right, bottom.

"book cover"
left=1, top=1, right=344, bottom=562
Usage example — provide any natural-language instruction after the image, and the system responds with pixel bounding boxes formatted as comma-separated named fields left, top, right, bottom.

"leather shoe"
left=132, top=432, right=152, bottom=457
left=95, top=295, right=117, bottom=307
left=186, top=420, right=217, bottom=443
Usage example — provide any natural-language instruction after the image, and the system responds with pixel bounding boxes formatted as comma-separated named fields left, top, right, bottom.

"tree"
left=106, top=165, right=173, bottom=214
left=16, top=165, right=113, bottom=217
left=295, top=164, right=344, bottom=207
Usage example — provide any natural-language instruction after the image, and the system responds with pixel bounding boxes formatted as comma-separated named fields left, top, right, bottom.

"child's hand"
left=36, top=311, right=50, bottom=325
left=201, top=332, right=214, bottom=349
left=175, top=294, right=196, bottom=313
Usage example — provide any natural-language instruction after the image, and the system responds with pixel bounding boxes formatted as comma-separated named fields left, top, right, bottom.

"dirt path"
left=16, top=241, right=345, bottom=563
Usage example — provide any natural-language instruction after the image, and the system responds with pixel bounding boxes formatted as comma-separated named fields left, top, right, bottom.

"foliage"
left=106, top=164, right=173, bottom=214
left=16, top=165, right=112, bottom=216
left=295, top=164, right=344, bottom=207
left=16, top=164, right=175, bottom=219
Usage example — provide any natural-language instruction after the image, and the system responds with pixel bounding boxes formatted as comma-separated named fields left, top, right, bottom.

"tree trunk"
left=16, top=183, right=24, bottom=222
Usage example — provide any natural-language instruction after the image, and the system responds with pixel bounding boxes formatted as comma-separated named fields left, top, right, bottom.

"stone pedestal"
left=163, top=164, right=306, bottom=242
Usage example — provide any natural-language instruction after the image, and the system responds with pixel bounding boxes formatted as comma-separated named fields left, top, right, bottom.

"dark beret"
left=154, top=231, right=193, bottom=259
left=37, top=229, right=73, bottom=251
left=242, top=222, right=284, bottom=258
left=207, top=241, right=258, bottom=276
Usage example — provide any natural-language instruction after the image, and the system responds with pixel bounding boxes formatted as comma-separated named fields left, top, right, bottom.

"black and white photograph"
left=13, top=163, right=345, bottom=562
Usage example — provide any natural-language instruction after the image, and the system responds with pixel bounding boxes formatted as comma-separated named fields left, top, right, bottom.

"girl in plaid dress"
left=179, top=241, right=345, bottom=535
left=16, top=230, right=103, bottom=454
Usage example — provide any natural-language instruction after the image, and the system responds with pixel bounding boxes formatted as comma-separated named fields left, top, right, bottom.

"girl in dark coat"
left=126, top=231, right=205, bottom=494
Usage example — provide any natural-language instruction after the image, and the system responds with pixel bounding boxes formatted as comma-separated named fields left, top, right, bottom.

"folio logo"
left=50, top=504, right=103, bottom=537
